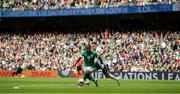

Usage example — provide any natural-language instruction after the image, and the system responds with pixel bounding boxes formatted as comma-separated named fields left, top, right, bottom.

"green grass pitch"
left=0, top=77, right=179, bottom=94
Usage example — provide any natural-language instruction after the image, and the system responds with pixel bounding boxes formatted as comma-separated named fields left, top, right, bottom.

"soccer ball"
left=77, top=79, right=90, bottom=87
left=77, top=79, right=84, bottom=86
left=21, top=75, right=25, bottom=78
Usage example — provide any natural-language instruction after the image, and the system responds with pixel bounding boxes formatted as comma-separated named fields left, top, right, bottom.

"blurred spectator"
left=0, top=0, right=2, bottom=8
left=0, top=29, right=179, bottom=72
left=1, top=0, right=176, bottom=11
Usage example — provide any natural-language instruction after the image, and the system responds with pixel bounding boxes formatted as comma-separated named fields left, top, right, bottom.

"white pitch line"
left=13, top=86, right=21, bottom=89
left=0, top=92, right=179, bottom=94
left=10, top=84, right=178, bottom=88
left=7, top=85, right=178, bottom=88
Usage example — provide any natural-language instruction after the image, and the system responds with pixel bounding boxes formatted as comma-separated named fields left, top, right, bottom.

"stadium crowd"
left=0, top=30, right=179, bottom=72
left=2, top=0, right=176, bottom=11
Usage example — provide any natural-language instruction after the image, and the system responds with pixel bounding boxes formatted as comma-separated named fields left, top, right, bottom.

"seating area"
left=0, top=30, right=179, bottom=72
left=1, top=0, right=176, bottom=11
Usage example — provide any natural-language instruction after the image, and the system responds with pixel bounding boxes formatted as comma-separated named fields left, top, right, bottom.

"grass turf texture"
left=0, top=78, right=179, bottom=94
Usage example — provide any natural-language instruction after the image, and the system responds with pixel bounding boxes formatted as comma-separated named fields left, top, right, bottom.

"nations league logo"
left=93, top=72, right=180, bottom=80
left=59, top=69, right=71, bottom=77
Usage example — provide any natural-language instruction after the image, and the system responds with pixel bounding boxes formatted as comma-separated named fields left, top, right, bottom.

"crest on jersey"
left=87, top=56, right=91, bottom=60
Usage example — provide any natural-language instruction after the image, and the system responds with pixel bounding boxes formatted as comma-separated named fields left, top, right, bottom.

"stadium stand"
left=1, top=0, right=176, bottom=11
left=0, top=0, right=179, bottom=74
left=0, top=29, right=179, bottom=72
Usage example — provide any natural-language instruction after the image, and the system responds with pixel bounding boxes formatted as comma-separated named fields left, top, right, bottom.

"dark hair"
left=91, top=42, right=97, bottom=45
left=85, top=45, right=91, bottom=50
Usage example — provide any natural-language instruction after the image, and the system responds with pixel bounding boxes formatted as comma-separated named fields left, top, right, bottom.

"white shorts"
left=83, top=66, right=94, bottom=73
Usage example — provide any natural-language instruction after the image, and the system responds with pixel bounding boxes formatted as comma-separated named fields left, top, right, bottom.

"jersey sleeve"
left=81, top=51, right=85, bottom=57
left=93, top=51, right=98, bottom=57
left=96, top=47, right=104, bottom=56
left=96, top=47, right=102, bottom=53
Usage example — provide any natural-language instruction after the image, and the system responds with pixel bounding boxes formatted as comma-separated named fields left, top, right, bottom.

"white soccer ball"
left=21, top=75, right=24, bottom=78
left=77, top=79, right=84, bottom=86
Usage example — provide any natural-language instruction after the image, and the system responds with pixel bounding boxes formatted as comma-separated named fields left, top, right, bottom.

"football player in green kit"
left=75, top=45, right=103, bottom=87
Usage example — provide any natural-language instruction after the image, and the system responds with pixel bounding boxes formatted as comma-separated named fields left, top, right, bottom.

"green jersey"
left=82, top=51, right=98, bottom=67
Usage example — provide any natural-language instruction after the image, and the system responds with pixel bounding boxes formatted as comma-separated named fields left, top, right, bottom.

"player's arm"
left=96, top=47, right=104, bottom=57
left=94, top=52, right=103, bottom=65
left=72, top=57, right=82, bottom=68
left=98, top=49, right=104, bottom=57
left=72, top=51, right=85, bottom=68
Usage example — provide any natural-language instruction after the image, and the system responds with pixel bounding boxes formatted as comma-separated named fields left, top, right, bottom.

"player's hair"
left=85, top=45, right=91, bottom=50
left=91, top=42, right=97, bottom=45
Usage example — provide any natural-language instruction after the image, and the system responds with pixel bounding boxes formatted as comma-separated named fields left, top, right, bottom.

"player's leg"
left=76, top=67, right=87, bottom=87
left=94, top=62, right=101, bottom=71
left=83, top=66, right=98, bottom=87
left=103, top=71, right=120, bottom=86
left=77, top=77, right=89, bottom=86
left=12, top=71, right=17, bottom=76
left=108, top=73, right=120, bottom=86
left=12, top=67, right=23, bottom=77
left=105, top=64, right=119, bottom=80
left=76, top=66, right=82, bottom=76
left=103, top=64, right=120, bottom=86
left=83, top=79, right=90, bottom=85
left=83, top=72, right=88, bottom=82
left=86, top=73, right=98, bottom=87
left=83, top=63, right=100, bottom=86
